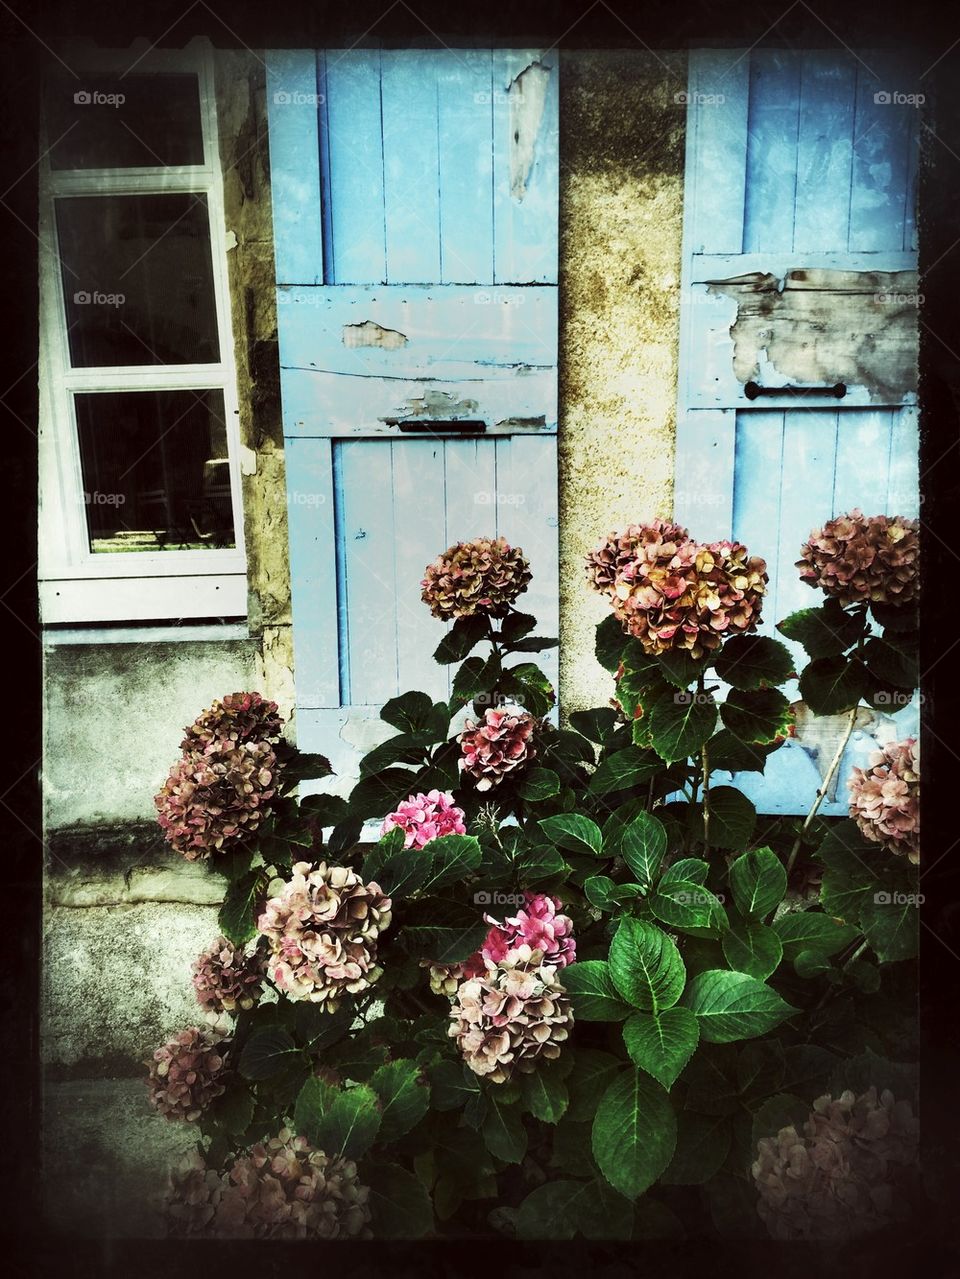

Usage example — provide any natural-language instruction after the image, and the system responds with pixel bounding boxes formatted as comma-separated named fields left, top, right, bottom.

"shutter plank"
left=382, top=50, right=442, bottom=283
left=794, top=52, right=856, bottom=253
left=323, top=49, right=387, bottom=283
left=743, top=49, right=801, bottom=254
left=443, top=437, right=497, bottom=542
left=776, top=409, right=840, bottom=634
left=492, top=48, right=559, bottom=284
left=674, top=409, right=736, bottom=539
left=887, top=406, right=920, bottom=517
left=494, top=434, right=561, bottom=710
left=286, top=438, right=339, bottom=708
left=438, top=49, right=495, bottom=284
left=685, top=50, right=750, bottom=254
left=266, top=52, right=324, bottom=284
left=336, top=440, right=399, bottom=704
left=391, top=439, right=449, bottom=700
left=833, top=408, right=894, bottom=515
left=849, top=54, right=914, bottom=252
left=731, top=409, right=784, bottom=631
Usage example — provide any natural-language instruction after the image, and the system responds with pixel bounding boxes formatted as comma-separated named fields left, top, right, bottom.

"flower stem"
left=786, top=702, right=860, bottom=875
left=696, top=671, right=711, bottom=856
left=702, top=741, right=711, bottom=857
left=811, top=939, right=870, bottom=1011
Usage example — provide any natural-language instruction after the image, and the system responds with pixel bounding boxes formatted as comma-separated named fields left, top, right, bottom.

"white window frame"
left=38, top=40, right=248, bottom=624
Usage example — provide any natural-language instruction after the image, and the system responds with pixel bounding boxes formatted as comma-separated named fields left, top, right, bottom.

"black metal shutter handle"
left=743, top=381, right=846, bottom=400
left=388, top=419, right=487, bottom=433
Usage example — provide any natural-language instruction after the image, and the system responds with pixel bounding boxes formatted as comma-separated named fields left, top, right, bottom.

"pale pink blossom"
left=380, top=789, right=466, bottom=849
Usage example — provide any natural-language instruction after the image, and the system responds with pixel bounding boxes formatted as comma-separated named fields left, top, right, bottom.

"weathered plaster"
left=43, top=899, right=221, bottom=1071
left=558, top=51, right=686, bottom=715
left=43, top=1080, right=196, bottom=1236
left=214, top=51, right=295, bottom=720
left=42, top=638, right=259, bottom=829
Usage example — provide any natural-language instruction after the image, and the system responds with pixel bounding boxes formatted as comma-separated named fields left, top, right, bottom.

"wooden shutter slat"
left=743, top=50, right=803, bottom=254
left=437, top=50, right=496, bottom=285
left=382, top=51, right=443, bottom=284
left=794, top=51, right=856, bottom=253
left=265, top=51, right=324, bottom=285
left=323, top=49, right=387, bottom=284
left=285, top=438, right=339, bottom=708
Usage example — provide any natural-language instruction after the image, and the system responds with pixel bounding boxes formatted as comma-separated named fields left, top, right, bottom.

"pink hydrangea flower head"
left=155, top=738, right=279, bottom=861
left=166, top=1128, right=372, bottom=1238
left=146, top=1025, right=231, bottom=1122
left=459, top=706, right=538, bottom=791
left=182, top=691, right=284, bottom=752
left=257, top=862, right=392, bottom=1010
left=797, top=509, right=919, bottom=606
left=848, top=736, right=920, bottom=863
left=421, top=536, right=532, bottom=620
left=480, top=892, right=576, bottom=969
left=380, top=789, right=467, bottom=849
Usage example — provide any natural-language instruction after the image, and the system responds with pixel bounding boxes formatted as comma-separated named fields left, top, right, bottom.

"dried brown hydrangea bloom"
left=421, top=536, right=531, bottom=620
left=147, top=1026, right=231, bottom=1122
left=181, top=691, right=284, bottom=751
left=752, top=1087, right=919, bottom=1240
left=797, top=509, right=919, bottom=606
left=449, top=944, right=573, bottom=1084
left=422, top=960, right=466, bottom=998
left=192, top=936, right=266, bottom=1021
left=585, top=520, right=690, bottom=596
left=166, top=1129, right=372, bottom=1238
left=458, top=706, right=537, bottom=791
left=257, top=862, right=392, bottom=1010
left=586, top=522, right=767, bottom=658
left=848, top=737, right=920, bottom=863
left=155, top=738, right=279, bottom=860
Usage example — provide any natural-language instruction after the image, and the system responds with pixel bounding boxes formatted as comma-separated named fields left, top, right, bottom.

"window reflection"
left=44, top=73, right=204, bottom=170
left=56, top=194, right=220, bottom=367
left=74, top=389, right=235, bottom=552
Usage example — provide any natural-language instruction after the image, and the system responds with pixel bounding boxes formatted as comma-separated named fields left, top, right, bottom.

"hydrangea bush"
left=148, top=521, right=920, bottom=1240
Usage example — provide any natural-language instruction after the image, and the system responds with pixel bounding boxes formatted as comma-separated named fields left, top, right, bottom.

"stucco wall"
left=558, top=50, right=686, bottom=714
left=215, top=49, right=296, bottom=724
left=42, top=636, right=259, bottom=829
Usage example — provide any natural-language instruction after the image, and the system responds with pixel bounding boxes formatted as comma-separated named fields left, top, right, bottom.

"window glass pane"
left=56, top=193, right=220, bottom=367
left=44, top=73, right=204, bottom=169
left=74, top=389, right=235, bottom=553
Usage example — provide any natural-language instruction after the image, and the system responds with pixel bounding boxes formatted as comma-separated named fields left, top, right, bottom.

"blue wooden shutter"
left=676, top=49, right=920, bottom=815
left=266, top=50, right=559, bottom=769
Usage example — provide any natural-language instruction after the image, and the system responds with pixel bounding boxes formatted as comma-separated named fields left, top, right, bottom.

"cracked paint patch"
left=507, top=61, right=551, bottom=201
left=342, top=320, right=409, bottom=350
left=386, top=388, right=480, bottom=420
left=704, top=268, right=919, bottom=403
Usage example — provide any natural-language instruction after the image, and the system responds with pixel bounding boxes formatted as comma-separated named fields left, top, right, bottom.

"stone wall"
left=558, top=50, right=686, bottom=715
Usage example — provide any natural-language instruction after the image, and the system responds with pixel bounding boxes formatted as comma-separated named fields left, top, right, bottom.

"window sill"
left=39, top=573, right=248, bottom=624
left=43, top=621, right=249, bottom=646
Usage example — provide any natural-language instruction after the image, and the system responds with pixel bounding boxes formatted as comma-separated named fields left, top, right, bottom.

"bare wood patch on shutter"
left=507, top=61, right=551, bottom=201
left=342, top=320, right=409, bottom=349
left=385, top=388, right=480, bottom=420
left=705, top=268, right=919, bottom=402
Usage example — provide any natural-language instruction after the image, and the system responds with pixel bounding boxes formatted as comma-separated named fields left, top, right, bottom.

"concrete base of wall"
left=42, top=1079, right=196, bottom=1237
